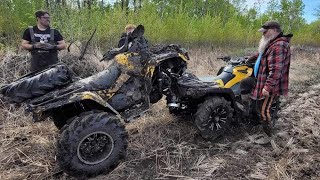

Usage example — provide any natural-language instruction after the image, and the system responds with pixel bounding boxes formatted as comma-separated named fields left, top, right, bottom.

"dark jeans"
left=240, top=77, right=279, bottom=136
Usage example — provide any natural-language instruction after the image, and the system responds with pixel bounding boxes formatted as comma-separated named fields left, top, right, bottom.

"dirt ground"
left=0, top=46, right=319, bottom=180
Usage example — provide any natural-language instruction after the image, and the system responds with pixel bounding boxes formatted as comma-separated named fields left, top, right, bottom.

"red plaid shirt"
left=252, top=36, right=291, bottom=100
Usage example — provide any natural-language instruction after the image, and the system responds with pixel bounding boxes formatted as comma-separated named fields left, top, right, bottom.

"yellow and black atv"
left=164, top=56, right=279, bottom=139
left=0, top=25, right=190, bottom=178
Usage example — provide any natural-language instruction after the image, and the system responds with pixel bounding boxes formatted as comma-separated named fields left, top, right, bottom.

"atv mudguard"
left=177, top=76, right=239, bottom=111
left=29, top=91, right=120, bottom=122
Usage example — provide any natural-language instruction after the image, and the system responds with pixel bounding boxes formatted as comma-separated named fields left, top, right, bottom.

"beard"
left=258, top=33, right=278, bottom=54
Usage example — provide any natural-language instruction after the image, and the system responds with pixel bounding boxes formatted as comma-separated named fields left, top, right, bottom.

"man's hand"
left=41, top=43, right=57, bottom=50
left=245, top=56, right=256, bottom=64
left=32, top=42, right=45, bottom=49
left=262, top=88, right=269, bottom=96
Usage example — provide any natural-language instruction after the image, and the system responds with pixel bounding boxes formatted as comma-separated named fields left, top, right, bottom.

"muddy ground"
left=0, top=46, right=319, bottom=180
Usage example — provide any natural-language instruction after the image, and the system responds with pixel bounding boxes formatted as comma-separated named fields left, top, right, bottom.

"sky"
left=245, top=0, right=320, bottom=23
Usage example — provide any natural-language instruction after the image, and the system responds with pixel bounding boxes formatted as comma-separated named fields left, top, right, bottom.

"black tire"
left=1, top=64, right=72, bottom=103
left=194, top=97, right=234, bottom=140
left=56, top=112, right=128, bottom=178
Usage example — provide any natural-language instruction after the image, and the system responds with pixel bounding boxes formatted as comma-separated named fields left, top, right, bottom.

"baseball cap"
left=258, top=20, right=281, bottom=33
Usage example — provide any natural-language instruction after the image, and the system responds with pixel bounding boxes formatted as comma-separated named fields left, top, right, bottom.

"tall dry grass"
left=0, top=45, right=319, bottom=180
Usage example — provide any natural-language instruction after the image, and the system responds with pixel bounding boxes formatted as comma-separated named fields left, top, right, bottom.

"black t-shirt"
left=22, top=26, right=63, bottom=43
left=22, top=26, right=63, bottom=72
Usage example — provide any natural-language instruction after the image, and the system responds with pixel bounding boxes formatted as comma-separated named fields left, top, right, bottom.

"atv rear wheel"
left=195, top=97, right=234, bottom=140
left=56, top=112, right=128, bottom=178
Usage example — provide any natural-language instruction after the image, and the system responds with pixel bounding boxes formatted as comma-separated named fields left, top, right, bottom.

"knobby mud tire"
left=195, top=97, right=234, bottom=140
left=56, top=112, right=128, bottom=178
left=1, top=65, right=71, bottom=103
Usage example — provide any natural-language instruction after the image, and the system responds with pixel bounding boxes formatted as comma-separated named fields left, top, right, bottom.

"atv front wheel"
left=195, top=97, right=234, bottom=140
left=56, top=112, right=128, bottom=178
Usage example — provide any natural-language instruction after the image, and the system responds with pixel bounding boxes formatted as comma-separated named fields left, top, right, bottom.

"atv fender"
left=204, top=89, right=238, bottom=112
left=29, top=91, right=122, bottom=122
left=197, top=88, right=240, bottom=123
left=177, top=76, right=239, bottom=113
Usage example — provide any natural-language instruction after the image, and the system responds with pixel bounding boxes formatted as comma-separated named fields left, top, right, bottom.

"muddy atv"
left=0, top=25, right=190, bottom=178
left=162, top=56, right=279, bottom=139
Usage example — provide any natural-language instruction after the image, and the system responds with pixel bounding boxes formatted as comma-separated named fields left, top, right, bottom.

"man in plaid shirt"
left=245, top=20, right=291, bottom=138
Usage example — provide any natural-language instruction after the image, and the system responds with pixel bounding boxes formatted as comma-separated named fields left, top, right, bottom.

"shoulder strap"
left=28, top=26, right=35, bottom=43
left=50, top=28, right=55, bottom=42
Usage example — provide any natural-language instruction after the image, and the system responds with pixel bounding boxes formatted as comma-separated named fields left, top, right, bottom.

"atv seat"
left=77, top=65, right=121, bottom=91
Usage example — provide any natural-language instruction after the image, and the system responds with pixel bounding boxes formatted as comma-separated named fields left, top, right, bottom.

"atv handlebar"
left=217, top=56, right=231, bottom=62
left=217, top=56, right=254, bottom=67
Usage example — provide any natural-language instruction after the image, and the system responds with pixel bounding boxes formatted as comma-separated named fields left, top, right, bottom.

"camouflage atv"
left=0, top=25, right=190, bottom=178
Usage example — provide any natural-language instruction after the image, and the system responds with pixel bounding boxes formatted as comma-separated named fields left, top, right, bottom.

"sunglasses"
left=41, top=16, right=50, bottom=20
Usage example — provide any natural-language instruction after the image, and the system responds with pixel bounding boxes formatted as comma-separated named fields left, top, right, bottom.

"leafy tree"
left=314, top=5, right=320, bottom=19
left=0, top=0, right=318, bottom=47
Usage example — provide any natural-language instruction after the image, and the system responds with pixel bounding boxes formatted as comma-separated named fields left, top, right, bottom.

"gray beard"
left=258, top=33, right=278, bottom=54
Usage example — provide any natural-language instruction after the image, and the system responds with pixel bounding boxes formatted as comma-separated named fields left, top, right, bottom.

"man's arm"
left=54, top=29, right=66, bottom=50
left=246, top=53, right=259, bottom=64
left=21, top=28, right=33, bottom=50
left=22, top=40, right=49, bottom=50
left=56, top=40, right=66, bottom=50
left=21, top=40, right=33, bottom=50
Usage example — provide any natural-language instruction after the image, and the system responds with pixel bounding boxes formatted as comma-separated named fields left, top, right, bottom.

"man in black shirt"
left=21, top=10, right=66, bottom=72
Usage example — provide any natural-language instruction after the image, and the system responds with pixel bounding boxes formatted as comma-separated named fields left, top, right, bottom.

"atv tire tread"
left=195, top=97, right=234, bottom=140
left=57, top=112, right=128, bottom=178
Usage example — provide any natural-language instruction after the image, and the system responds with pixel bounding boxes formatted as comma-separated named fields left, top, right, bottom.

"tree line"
left=0, top=0, right=319, bottom=50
